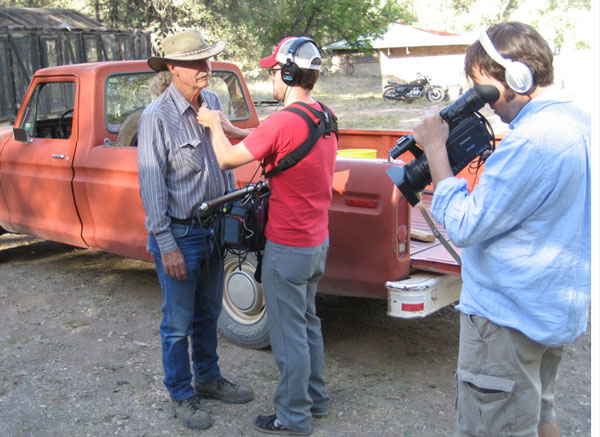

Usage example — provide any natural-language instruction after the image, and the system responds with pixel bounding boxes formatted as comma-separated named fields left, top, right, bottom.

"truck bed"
left=409, top=192, right=462, bottom=276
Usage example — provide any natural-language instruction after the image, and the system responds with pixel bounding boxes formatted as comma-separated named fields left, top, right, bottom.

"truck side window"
left=20, top=82, right=76, bottom=139
left=211, top=71, right=250, bottom=121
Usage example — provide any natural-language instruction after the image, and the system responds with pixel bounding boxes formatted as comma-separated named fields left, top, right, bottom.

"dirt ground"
left=0, top=233, right=591, bottom=437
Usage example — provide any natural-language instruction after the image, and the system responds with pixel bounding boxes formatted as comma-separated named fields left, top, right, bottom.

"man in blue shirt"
left=412, top=22, right=590, bottom=437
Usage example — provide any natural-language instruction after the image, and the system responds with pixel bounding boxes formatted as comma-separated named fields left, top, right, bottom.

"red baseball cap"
left=259, top=37, right=294, bottom=68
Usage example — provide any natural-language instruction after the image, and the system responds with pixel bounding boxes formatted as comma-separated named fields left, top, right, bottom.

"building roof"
left=0, top=8, right=105, bottom=29
left=324, top=23, right=477, bottom=51
left=373, top=23, right=477, bottom=48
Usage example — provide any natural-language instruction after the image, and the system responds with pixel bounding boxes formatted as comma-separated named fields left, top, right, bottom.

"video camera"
left=386, top=84, right=500, bottom=206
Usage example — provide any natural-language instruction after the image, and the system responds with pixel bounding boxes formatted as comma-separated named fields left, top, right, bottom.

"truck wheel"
left=218, top=252, right=270, bottom=349
left=116, top=108, right=144, bottom=147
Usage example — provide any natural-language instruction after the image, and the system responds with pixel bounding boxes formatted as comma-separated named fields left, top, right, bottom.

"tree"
left=451, top=0, right=521, bottom=21
left=414, top=0, right=591, bottom=51
left=530, top=0, right=591, bottom=49
left=200, top=0, right=416, bottom=68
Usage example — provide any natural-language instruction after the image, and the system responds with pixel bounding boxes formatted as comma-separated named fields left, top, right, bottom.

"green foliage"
left=245, top=0, right=415, bottom=50
left=450, top=0, right=477, bottom=14
left=574, top=40, right=590, bottom=50
left=417, top=0, right=592, bottom=51
left=498, top=0, right=522, bottom=21
left=200, top=0, right=416, bottom=69
left=529, top=0, right=591, bottom=49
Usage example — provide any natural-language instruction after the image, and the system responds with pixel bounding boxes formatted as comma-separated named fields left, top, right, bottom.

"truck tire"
left=217, top=252, right=270, bottom=349
left=116, top=108, right=144, bottom=147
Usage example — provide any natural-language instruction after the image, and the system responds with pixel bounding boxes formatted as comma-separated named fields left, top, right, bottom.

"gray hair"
left=149, top=71, right=172, bottom=98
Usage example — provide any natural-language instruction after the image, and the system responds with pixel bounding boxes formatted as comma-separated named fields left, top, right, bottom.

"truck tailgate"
left=409, top=192, right=461, bottom=276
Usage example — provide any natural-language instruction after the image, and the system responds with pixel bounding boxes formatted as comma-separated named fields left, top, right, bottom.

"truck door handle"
left=52, top=154, right=65, bottom=159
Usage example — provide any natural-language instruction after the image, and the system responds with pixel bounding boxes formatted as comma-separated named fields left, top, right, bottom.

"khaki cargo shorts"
left=456, top=313, right=563, bottom=437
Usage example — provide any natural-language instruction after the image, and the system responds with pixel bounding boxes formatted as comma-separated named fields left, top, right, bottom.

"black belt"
left=169, top=215, right=213, bottom=227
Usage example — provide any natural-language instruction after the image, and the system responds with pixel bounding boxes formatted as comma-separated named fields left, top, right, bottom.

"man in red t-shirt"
left=197, top=36, right=337, bottom=436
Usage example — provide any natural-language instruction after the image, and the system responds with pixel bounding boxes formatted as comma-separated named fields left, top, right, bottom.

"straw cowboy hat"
left=148, top=29, right=227, bottom=72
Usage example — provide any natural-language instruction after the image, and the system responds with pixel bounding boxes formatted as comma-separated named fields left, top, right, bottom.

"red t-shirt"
left=243, top=101, right=337, bottom=247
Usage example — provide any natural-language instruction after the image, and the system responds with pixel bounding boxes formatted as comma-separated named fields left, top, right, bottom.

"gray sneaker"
left=171, top=395, right=214, bottom=430
left=193, top=377, right=254, bottom=404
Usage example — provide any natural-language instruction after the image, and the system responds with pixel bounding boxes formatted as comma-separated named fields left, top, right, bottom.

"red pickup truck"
left=0, top=60, right=475, bottom=349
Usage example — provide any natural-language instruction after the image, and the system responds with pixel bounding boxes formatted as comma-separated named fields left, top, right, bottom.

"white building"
left=324, top=24, right=477, bottom=97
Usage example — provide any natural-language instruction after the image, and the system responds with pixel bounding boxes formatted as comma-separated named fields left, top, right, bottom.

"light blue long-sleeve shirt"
left=431, top=88, right=590, bottom=347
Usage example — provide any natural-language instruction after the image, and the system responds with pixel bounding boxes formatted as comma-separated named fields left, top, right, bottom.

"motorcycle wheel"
left=383, top=88, right=397, bottom=101
left=426, top=86, right=446, bottom=103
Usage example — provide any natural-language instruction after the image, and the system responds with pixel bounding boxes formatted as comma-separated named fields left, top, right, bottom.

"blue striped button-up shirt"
left=431, top=88, right=591, bottom=347
left=138, top=83, right=232, bottom=254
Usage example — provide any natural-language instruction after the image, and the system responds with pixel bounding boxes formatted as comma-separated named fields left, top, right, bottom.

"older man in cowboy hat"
left=138, top=29, right=253, bottom=431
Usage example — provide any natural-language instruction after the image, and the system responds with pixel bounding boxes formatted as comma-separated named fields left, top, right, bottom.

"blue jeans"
left=262, top=238, right=330, bottom=433
left=148, top=224, right=224, bottom=402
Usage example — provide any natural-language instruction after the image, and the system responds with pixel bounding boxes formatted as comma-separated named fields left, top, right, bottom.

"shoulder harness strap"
left=263, top=102, right=338, bottom=179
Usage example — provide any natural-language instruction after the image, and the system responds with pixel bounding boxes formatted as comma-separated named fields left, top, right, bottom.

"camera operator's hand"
left=413, top=106, right=453, bottom=187
left=413, top=106, right=448, bottom=153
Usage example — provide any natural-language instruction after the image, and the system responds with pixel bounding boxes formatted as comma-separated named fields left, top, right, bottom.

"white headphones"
left=478, top=31, right=534, bottom=94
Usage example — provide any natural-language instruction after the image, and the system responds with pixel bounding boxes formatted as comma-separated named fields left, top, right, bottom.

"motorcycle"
left=383, top=73, right=446, bottom=103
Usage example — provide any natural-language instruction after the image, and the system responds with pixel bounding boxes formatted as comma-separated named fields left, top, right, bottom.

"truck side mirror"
left=12, top=127, right=32, bottom=143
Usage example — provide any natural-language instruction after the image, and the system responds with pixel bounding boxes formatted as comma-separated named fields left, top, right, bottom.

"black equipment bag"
left=222, top=189, right=270, bottom=252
